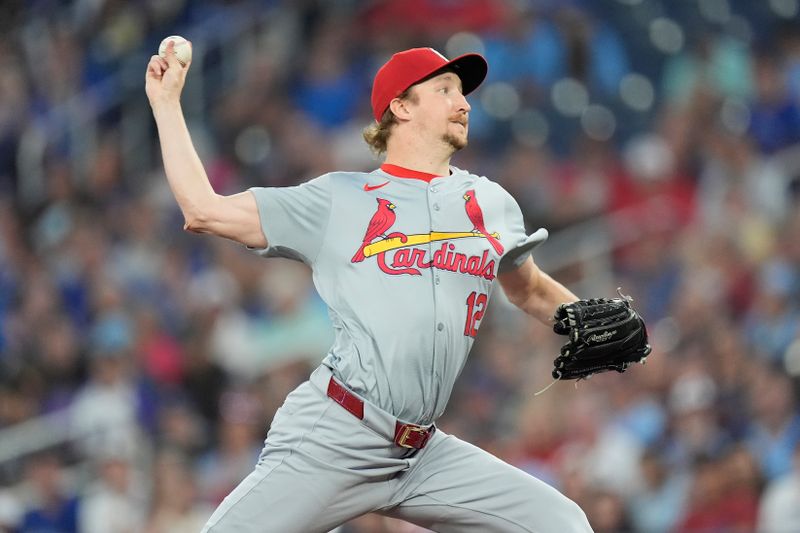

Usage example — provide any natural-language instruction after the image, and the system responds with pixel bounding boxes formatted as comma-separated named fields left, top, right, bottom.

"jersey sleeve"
left=498, top=187, right=549, bottom=273
left=247, top=174, right=332, bottom=264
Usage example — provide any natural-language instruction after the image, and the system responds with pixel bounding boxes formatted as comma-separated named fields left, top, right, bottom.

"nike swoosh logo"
left=363, top=181, right=390, bottom=192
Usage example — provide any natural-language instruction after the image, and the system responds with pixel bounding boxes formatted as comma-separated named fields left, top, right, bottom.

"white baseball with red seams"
left=158, top=35, right=191, bottom=66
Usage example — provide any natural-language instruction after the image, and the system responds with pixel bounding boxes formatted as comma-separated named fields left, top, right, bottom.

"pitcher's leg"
left=202, top=442, right=392, bottom=533
left=202, top=446, right=336, bottom=532
left=384, top=431, right=593, bottom=533
left=202, top=381, right=401, bottom=533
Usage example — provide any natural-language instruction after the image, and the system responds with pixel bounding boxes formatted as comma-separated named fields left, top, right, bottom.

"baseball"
left=158, top=35, right=191, bottom=66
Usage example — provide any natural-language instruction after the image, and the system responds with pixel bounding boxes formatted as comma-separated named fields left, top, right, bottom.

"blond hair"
left=362, top=87, right=417, bottom=155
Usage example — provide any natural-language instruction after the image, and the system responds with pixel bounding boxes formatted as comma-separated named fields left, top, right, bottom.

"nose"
left=456, top=91, right=471, bottom=113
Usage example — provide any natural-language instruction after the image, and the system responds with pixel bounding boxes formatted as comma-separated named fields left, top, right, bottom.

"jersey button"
left=434, top=276, right=440, bottom=285
left=430, top=186, right=438, bottom=193
left=437, top=323, right=444, bottom=331
left=433, top=203, right=440, bottom=211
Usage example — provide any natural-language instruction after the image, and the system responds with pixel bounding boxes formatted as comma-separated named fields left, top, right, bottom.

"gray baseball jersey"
left=248, top=165, right=546, bottom=425
left=201, top=165, right=591, bottom=533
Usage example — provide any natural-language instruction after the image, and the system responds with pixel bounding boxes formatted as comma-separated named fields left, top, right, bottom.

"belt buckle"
left=397, top=425, right=428, bottom=449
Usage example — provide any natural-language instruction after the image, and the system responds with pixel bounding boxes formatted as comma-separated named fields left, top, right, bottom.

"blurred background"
left=1, top=0, right=800, bottom=531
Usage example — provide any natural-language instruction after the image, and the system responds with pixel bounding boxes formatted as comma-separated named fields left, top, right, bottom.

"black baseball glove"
left=551, top=291, right=652, bottom=380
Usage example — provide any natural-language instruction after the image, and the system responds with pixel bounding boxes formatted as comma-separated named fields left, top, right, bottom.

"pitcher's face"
left=407, top=72, right=471, bottom=153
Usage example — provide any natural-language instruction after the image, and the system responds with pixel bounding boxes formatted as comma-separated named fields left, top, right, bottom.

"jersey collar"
left=380, top=163, right=443, bottom=183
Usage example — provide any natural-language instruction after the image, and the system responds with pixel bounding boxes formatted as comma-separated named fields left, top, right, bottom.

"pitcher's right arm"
left=145, top=40, right=266, bottom=249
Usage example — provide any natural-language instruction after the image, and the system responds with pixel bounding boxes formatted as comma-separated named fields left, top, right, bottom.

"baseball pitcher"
left=146, top=40, right=649, bottom=532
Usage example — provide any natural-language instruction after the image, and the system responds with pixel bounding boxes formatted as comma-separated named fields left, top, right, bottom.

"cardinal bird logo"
left=351, top=198, right=397, bottom=262
left=463, top=189, right=504, bottom=255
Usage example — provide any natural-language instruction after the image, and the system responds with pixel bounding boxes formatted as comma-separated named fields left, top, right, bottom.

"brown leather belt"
left=326, top=377, right=434, bottom=449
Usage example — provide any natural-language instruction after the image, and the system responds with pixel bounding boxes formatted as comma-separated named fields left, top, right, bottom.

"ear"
left=389, top=97, right=413, bottom=122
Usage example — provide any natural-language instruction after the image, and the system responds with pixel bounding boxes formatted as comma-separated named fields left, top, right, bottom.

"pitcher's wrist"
left=150, top=99, right=182, bottom=118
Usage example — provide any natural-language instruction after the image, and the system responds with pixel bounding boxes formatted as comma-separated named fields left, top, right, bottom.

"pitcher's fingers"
left=147, top=58, right=163, bottom=78
left=164, top=40, right=182, bottom=69
left=152, top=57, right=166, bottom=75
left=155, top=55, right=168, bottom=71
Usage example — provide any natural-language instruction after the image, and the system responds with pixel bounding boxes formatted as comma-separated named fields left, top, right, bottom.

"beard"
left=442, top=128, right=468, bottom=153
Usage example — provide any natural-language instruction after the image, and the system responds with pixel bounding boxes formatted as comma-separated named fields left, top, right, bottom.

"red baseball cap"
left=370, top=47, right=488, bottom=122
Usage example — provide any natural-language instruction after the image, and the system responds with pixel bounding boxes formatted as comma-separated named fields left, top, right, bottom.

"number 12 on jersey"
left=464, top=291, right=488, bottom=337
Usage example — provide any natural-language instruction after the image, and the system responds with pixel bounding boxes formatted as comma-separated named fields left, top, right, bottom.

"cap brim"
left=440, top=53, right=488, bottom=96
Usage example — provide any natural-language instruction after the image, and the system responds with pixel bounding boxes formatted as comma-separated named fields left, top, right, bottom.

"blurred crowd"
left=1, top=0, right=800, bottom=532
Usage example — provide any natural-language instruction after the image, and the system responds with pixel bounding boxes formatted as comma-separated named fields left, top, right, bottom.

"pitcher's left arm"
left=498, top=256, right=578, bottom=324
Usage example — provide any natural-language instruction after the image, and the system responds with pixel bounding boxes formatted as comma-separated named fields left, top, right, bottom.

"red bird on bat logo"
left=463, top=189, right=504, bottom=255
left=351, top=198, right=396, bottom=262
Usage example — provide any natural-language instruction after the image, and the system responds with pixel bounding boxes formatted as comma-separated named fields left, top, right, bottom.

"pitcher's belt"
left=310, top=365, right=434, bottom=449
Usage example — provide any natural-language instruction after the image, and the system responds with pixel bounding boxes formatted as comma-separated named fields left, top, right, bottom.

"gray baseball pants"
left=201, top=365, right=593, bottom=532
